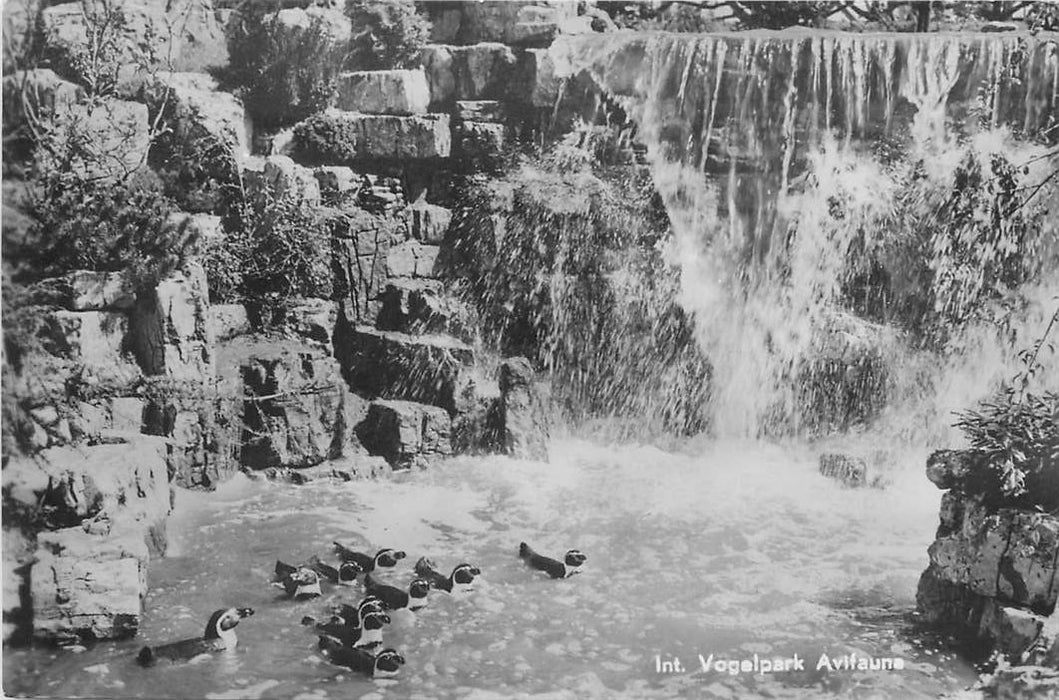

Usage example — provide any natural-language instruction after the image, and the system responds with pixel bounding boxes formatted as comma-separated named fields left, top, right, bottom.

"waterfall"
left=554, top=30, right=1059, bottom=441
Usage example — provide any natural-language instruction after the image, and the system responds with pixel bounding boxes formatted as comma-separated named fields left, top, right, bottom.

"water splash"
left=556, top=30, right=1059, bottom=440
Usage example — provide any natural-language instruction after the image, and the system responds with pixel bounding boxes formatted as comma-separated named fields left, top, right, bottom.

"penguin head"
left=451, top=564, right=481, bottom=586
left=564, top=550, right=587, bottom=568
left=409, top=578, right=431, bottom=599
left=204, top=607, right=254, bottom=640
left=374, top=549, right=407, bottom=568
left=373, top=648, right=405, bottom=677
left=361, top=611, right=391, bottom=630
left=358, top=595, right=385, bottom=616
left=292, top=566, right=319, bottom=585
left=338, top=561, right=362, bottom=583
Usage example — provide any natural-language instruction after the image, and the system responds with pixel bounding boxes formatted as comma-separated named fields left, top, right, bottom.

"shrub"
left=10, top=169, right=191, bottom=291
left=344, top=0, right=431, bottom=71
left=223, top=4, right=346, bottom=130
left=291, top=111, right=360, bottom=165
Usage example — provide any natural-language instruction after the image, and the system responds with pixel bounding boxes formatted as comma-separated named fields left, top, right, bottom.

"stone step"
left=355, top=399, right=452, bottom=469
left=335, top=69, right=430, bottom=116
left=337, top=326, right=474, bottom=414
left=293, top=111, right=451, bottom=165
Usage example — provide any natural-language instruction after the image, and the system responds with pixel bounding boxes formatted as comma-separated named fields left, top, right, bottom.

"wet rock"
left=420, top=44, right=517, bottom=106
left=338, top=326, right=474, bottom=414
left=497, top=357, right=549, bottom=461
left=979, top=601, right=1059, bottom=663
left=356, top=399, right=452, bottom=469
left=818, top=453, right=868, bottom=488
left=128, top=262, right=215, bottom=382
left=386, top=242, right=442, bottom=278
left=515, top=48, right=562, bottom=108
left=451, top=372, right=502, bottom=454
left=293, top=110, right=451, bottom=164
left=376, top=279, right=473, bottom=341
left=408, top=203, right=452, bottom=244
left=926, top=449, right=977, bottom=490
left=336, top=70, right=430, bottom=115
left=234, top=337, right=356, bottom=469
left=30, top=525, right=148, bottom=644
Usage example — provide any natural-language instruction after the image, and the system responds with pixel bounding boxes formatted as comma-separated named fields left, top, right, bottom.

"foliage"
left=204, top=186, right=331, bottom=308
left=222, top=3, right=345, bottom=130
left=291, top=111, right=359, bottom=166
left=954, top=308, right=1059, bottom=502
left=344, top=0, right=431, bottom=71
left=9, top=169, right=190, bottom=291
left=730, top=1, right=843, bottom=28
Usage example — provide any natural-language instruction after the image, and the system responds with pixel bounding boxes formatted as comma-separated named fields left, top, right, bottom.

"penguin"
left=518, top=542, right=586, bottom=579
left=331, top=595, right=385, bottom=626
left=308, top=555, right=362, bottom=585
left=136, top=607, right=254, bottom=666
left=273, top=560, right=322, bottom=599
left=414, top=557, right=481, bottom=593
left=332, top=543, right=407, bottom=573
left=364, top=572, right=431, bottom=611
left=316, top=610, right=391, bottom=649
left=317, top=638, right=405, bottom=678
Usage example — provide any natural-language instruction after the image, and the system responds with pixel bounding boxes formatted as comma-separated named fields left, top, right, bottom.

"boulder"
left=234, top=337, right=356, bottom=469
left=274, top=6, right=351, bottom=42
left=336, top=70, right=431, bottom=115
left=337, top=326, right=474, bottom=413
left=408, top=203, right=452, bottom=244
left=209, top=304, right=251, bottom=341
left=356, top=399, right=452, bottom=469
left=456, top=100, right=505, bottom=123
left=2, top=69, right=84, bottom=131
left=314, top=166, right=362, bottom=206
left=293, top=110, right=451, bottom=165
left=128, top=262, right=215, bottom=382
left=280, top=298, right=338, bottom=345
left=30, top=524, right=148, bottom=644
left=38, top=309, right=134, bottom=372
left=497, top=357, right=549, bottom=461
left=244, top=155, right=322, bottom=206
left=926, top=449, right=977, bottom=490
left=818, top=453, right=868, bottom=487
left=515, top=48, right=562, bottom=108
left=455, top=120, right=507, bottom=163
left=376, top=278, right=473, bottom=340
left=420, top=43, right=517, bottom=106
left=142, top=71, right=250, bottom=165
left=33, top=271, right=134, bottom=312
left=457, top=1, right=578, bottom=44
left=329, top=208, right=399, bottom=325
left=386, top=242, right=442, bottom=279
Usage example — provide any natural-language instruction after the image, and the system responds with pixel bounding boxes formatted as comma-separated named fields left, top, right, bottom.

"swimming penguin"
left=317, top=638, right=405, bottom=678
left=316, top=609, right=391, bottom=649
left=414, top=557, right=481, bottom=593
left=308, top=555, right=362, bottom=585
left=332, top=543, right=406, bottom=573
left=364, top=572, right=431, bottom=611
left=518, top=542, right=586, bottom=579
left=331, top=595, right=385, bottom=626
left=136, top=607, right=254, bottom=666
left=274, top=560, right=322, bottom=599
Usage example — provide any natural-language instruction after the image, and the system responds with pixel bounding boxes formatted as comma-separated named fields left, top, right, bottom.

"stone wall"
left=916, top=450, right=1059, bottom=669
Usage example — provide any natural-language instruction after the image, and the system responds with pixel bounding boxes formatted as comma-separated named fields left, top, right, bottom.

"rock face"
left=231, top=337, right=361, bottom=470
left=917, top=448, right=1059, bottom=667
left=336, top=70, right=431, bottom=115
left=356, top=399, right=452, bottom=469
left=293, top=111, right=452, bottom=165
left=497, top=357, right=549, bottom=460
left=4, top=436, right=172, bottom=644
left=420, top=43, right=517, bottom=106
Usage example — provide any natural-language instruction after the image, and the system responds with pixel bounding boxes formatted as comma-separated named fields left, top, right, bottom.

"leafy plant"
left=222, top=4, right=346, bottom=130
left=344, top=0, right=431, bottom=71
left=954, top=307, right=1059, bottom=503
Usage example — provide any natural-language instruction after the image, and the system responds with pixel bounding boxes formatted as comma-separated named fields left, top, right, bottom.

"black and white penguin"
left=317, top=610, right=391, bottom=649
left=414, top=557, right=481, bottom=593
left=136, top=607, right=254, bottom=666
left=331, top=595, right=385, bottom=626
left=332, top=543, right=407, bottom=573
left=308, top=555, right=362, bottom=586
left=274, top=560, right=322, bottom=599
left=518, top=542, right=586, bottom=579
left=364, top=572, right=431, bottom=612
left=317, top=638, right=406, bottom=678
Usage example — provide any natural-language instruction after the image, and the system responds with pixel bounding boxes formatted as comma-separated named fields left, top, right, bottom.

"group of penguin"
left=135, top=540, right=588, bottom=680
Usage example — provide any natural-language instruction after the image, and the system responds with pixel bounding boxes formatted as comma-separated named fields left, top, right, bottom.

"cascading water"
left=554, top=30, right=1059, bottom=441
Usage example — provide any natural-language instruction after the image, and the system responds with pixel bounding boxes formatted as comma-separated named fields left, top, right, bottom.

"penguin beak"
left=237, top=608, right=255, bottom=618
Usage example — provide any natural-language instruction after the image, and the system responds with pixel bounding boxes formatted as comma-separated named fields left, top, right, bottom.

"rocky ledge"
left=916, top=449, right=1059, bottom=669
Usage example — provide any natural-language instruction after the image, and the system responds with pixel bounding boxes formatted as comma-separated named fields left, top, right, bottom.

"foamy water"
left=4, top=438, right=980, bottom=699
